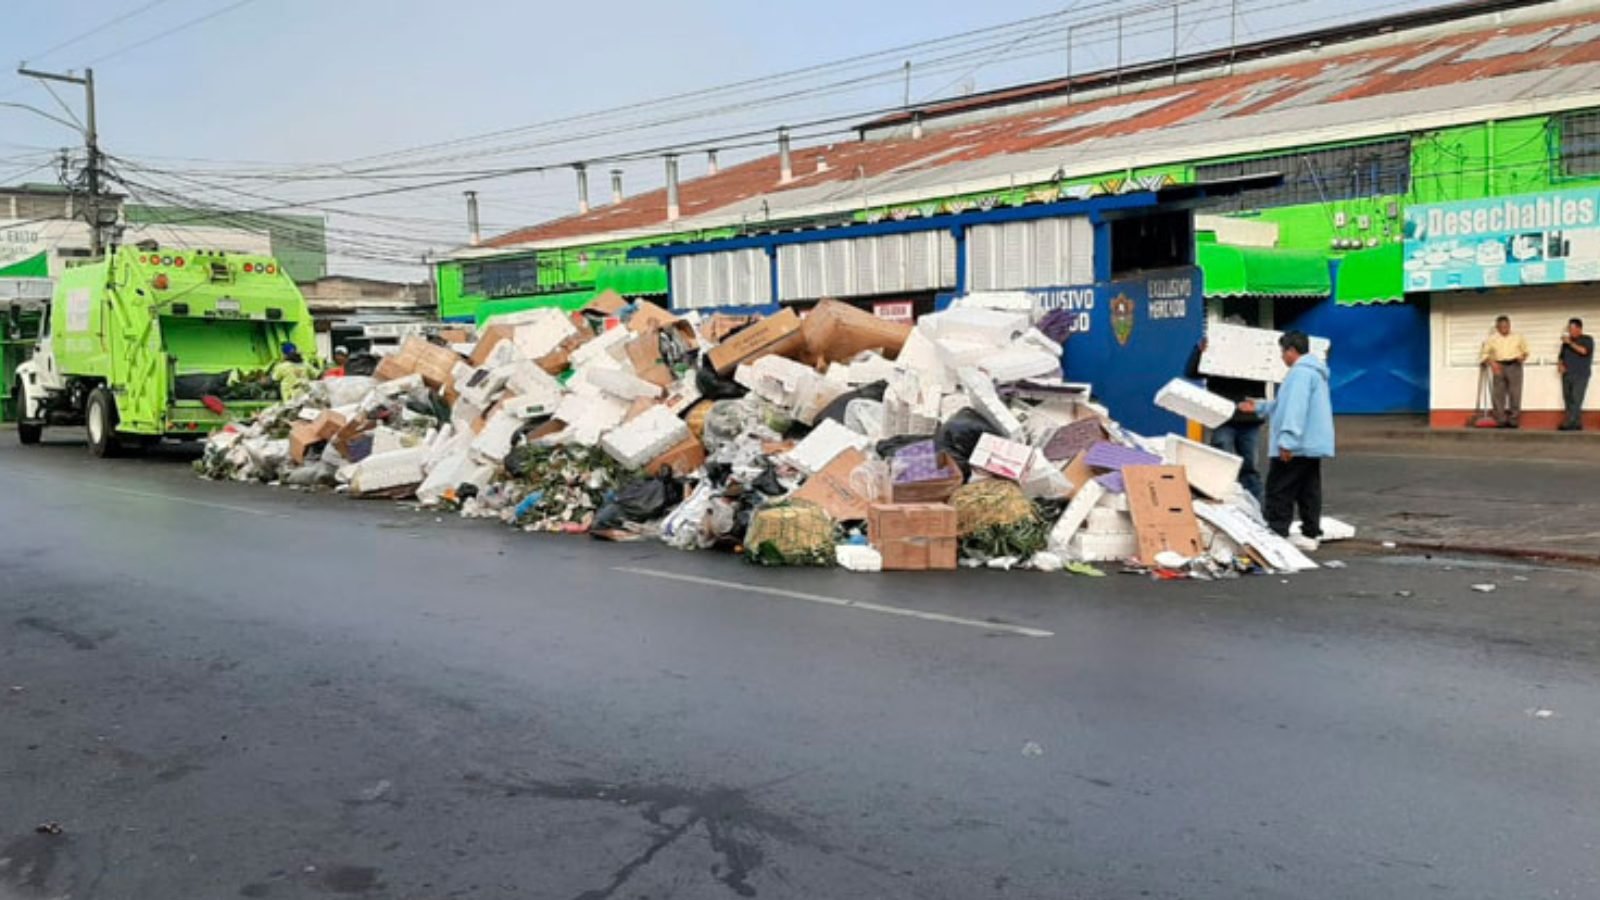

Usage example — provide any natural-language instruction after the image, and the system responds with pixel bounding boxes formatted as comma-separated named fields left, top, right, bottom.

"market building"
left=438, top=0, right=1600, bottom=430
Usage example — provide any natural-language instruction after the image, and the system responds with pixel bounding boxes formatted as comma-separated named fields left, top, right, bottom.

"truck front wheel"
left=15, top=379, right=42, bottom=445
left=86, top=388, right=123, bottom=458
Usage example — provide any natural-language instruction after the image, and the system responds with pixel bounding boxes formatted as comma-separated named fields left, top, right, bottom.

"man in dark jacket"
left=1185, top=322, right=1267, bottom=503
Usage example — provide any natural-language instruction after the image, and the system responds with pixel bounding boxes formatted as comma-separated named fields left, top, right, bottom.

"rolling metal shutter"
left=967, top=217, right=1093, bottom=291
left=774, top=232, right=957, bottom=302
left=670, top=248, right=770, bottom=309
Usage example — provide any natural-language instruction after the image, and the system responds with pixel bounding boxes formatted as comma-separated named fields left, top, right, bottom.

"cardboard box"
left=791, top=447, right=872, bottom=522
left=703, top=314, right=756, bottom=343
left=469, top=324, right=514, bottom=366
left=800, top=298, right=913, bottom=365
left=372, top=350, right=417, bottom=383
left=437, top=328, right=474, bottom=344
left=644, top=434, right=706, bottom=478
left=706, top=308, right=804, bottom=375
left=868, top=502, right=959, bottom=571
left=289, top=420, right=322, bottom=464
left=1061, top=450, right=1092, bottom=498
left=581, top=290, right=628, bottom=319
left=330, top=414, right=376, bottom=458
left=627, top=300, right=679, bottom=334
left=969, top=433, right=1036, bottom=481
left=1123, top=465, right=1205, bottom=566
left=398, top=336, right=462, bottom=390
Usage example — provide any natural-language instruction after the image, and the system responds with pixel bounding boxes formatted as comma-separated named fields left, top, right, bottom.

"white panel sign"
left=65, top=287, right=91, bottom=332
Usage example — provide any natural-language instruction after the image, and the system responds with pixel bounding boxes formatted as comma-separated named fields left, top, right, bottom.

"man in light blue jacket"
left=1238, top=331, right=1335, bottom=551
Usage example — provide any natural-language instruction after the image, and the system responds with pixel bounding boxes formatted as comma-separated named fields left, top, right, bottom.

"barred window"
left=1196, top=139, right=1411, bottom=212
left=461, top=256, right=540, bottom=298
left=1559, top=109, right=1600, bottom=177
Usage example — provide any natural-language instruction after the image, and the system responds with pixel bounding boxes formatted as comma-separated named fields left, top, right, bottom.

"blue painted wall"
left=1275, top=291, right=1430, bottom=414
left=1041, top=268, right=1205, bottom=436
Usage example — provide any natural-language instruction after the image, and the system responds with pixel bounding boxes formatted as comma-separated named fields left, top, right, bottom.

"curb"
left=1345, top=538, right=1600, bottom=569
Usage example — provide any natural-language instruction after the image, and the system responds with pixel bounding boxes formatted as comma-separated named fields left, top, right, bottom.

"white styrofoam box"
left=978, top=344, right=1061, bottom=382
left=417, top=448, right=496, bottom=505
left=918, top=307, right=1030, bottom=346
left=500, top=361, right=566, bottom=411
left=484, top=338, right=526, bottom=369
left=1086, top=507, right=1134, bottom=535
left=1047, top=478, right=1106, bottom=554
left=1018, top=328, right=1064, bottom=360
left=783, top=419, right=872, bottom=475
left=423, top=422, right=471, bottom=471
left=588, top=366, right=664, bottom=401
left=470, top=411, right=526, bottom=463
left=369, top=426, right=413, bottom=457
left=896, top=329, right=954, bottom=387
left=349, top=447, right=428, bottom=495
left=1019, top=453, right=1071, bottom=499
left=957, top=367, right=1024, bottom=437
left=1193, top=501, right=1317, bottom=572
left=826, top=352, right=898, bottom=386
left=1099, top=491, right=1130, bottom=512
left=553, top=393, right=629, bottom=446
left=736, top=355, right=823, bottom=412
left=836, top=544, right=884, bottom=572
left=450, top=398, right=485, bottom=434
left=1162, top=434, right=1243, bottom=500
left=1199, top=322, right=1331, bottom=384
left=970, top=433, right=1035, bottom=480
left=1154, top=378, right=1236, bottom=429
left=568, top=325, right=632, bottom=370
left=955, top=291, right=1035, bottom=315
left=1069, top=531, right=1139, bottom=562
left=504, top=309, right=579, bottom=361
left=600, top=405, right=692, bottom=469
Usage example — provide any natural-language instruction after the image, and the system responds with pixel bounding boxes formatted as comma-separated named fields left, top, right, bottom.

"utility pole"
left=17, top=66, right=105, bottom=256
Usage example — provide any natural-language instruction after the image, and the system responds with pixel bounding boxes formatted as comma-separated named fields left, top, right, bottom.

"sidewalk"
left=1337, top=414, right=1600, bottom=463
left=1326, top=449, right=1600, bottom=564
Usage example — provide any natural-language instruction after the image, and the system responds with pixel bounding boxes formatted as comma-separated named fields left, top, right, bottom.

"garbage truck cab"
left=13, top=246, right=316, bottom=456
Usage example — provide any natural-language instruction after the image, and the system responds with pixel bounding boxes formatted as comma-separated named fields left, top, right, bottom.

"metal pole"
left=1116, top=15, right=1124, bottom=95
left=1066, top=26, right=1074, bottom=104
left=903, top=60, right=911, bottom=107
left=464, top=191, right=481, bottom=246
left=1172, top=4, right=1180, bottom=84
left=17, top=65, right=101, bottom=255
left=1228, top=0, right=1239, bottom=74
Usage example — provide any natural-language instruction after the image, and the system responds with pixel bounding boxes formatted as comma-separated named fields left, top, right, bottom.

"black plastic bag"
left=344, top=352, right=380, bottom=377
left=936, top=407, right=1003, bottom=476
left=592, top=474, right=684, bottom=530
left=695, top=354, right=748, bottom=400
left=816, top=380, right=888, bottom=425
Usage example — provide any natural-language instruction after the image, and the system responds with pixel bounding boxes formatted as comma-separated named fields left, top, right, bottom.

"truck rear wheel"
left=86, top=388, right=123, bottom=458
left=15, top=379, right=42, bottom=445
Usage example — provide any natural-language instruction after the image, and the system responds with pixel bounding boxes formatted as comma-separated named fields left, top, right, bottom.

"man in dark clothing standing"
left=1185, top=324, right=1267, bottom=502
left=1558, top=318, right=1593, bottom=431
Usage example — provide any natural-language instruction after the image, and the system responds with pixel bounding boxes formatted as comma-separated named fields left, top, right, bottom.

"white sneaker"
left=1290, top=535, right=1320, bottom=553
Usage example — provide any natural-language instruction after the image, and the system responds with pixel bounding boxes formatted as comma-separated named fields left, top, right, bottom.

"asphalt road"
left=3, top=432, right=1599, bottom=900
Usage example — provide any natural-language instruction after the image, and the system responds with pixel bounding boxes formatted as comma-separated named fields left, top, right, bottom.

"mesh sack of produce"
left=743, top=500, right=838, bottom=567
left=949, top=480, right=1049, bottom=561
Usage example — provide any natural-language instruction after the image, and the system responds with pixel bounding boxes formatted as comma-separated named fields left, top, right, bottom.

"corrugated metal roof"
left=483, top=7, right=1600, bottom=252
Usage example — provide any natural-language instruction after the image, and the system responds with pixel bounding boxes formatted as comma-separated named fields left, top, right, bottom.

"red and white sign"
left=873, top=301, right=914, bottom=323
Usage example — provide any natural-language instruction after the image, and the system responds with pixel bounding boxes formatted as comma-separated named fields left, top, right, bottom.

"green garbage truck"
left=13, top=245, right=316, bottom=456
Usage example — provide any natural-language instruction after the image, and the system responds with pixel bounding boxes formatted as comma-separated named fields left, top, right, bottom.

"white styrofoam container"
left=600, top=405, right=692, bottom=469
left=958, top=367, right=1024, bottom=437
left=1047, top=478, right=1106, bottom=554
left=978, top=345, right=1061, bottom=382
left=1153, top=377, right=1236, bottom=429
left=783, top=419, right=872, bottom=475
left=1086, top=507, right=1134, bottom=535
left=1162, top=434, right=1244, bottom=500
left=1199, top=322, right=1332, bottom=384
left=470, top=411, right=526, bottom=463
left=349, top=447, right=428, bottom=495
left=553, top=393, right=629, bottom=446
left=1069, top=532, right=1139, bottom=562
left=918, top=307, right=1030, bottom=346
left=588, top=366, right=663, bottom=401
left=836, top=545, right=884, bottom=572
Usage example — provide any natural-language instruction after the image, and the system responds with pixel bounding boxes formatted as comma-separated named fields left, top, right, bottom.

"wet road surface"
left=3, top=434, right=1599, bottom=899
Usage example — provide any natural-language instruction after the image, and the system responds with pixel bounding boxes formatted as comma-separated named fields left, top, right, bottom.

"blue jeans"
left=1210, top=422, right=1263, bottom=503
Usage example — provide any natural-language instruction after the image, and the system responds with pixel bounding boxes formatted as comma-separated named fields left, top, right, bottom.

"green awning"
left=0, top=251, right=49, bottom=279
left=1333, top=242, right=1404, bottom=306
left=1196, top=243, right=1331, bottom=299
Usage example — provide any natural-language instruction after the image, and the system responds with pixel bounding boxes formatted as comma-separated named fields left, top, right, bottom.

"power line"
left=84, top=0, right=262, bottom=67
left=19, top=0, right=182, bottom=65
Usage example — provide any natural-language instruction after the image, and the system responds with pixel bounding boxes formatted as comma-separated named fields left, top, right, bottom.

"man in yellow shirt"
left=1480, top=315, right=1530, bottom=428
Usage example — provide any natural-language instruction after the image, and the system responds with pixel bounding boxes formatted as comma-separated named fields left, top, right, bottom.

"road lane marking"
left=613, top=566, right=1054, bottom=637
left=3, top=469, right=280, bottom=518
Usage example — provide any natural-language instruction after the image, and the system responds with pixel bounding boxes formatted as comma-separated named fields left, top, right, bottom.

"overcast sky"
left=3, top=0, right=1445, bottom=278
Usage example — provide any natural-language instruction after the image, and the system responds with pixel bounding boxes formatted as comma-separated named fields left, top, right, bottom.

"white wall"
left=1430, top=285, right=1600, bottom=412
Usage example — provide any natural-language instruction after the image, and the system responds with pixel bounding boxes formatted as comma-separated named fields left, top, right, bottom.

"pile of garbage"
left=198, top=291, right=1343, bottom=577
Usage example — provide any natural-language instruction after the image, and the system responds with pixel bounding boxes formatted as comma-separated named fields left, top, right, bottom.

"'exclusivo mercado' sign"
left=1404, top=188, right=1600, bottom=291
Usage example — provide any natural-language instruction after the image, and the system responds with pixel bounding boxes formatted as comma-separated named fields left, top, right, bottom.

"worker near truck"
left=322, top=346, right=350, bottom=379
left=269, top=343, right=314, bottom=400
